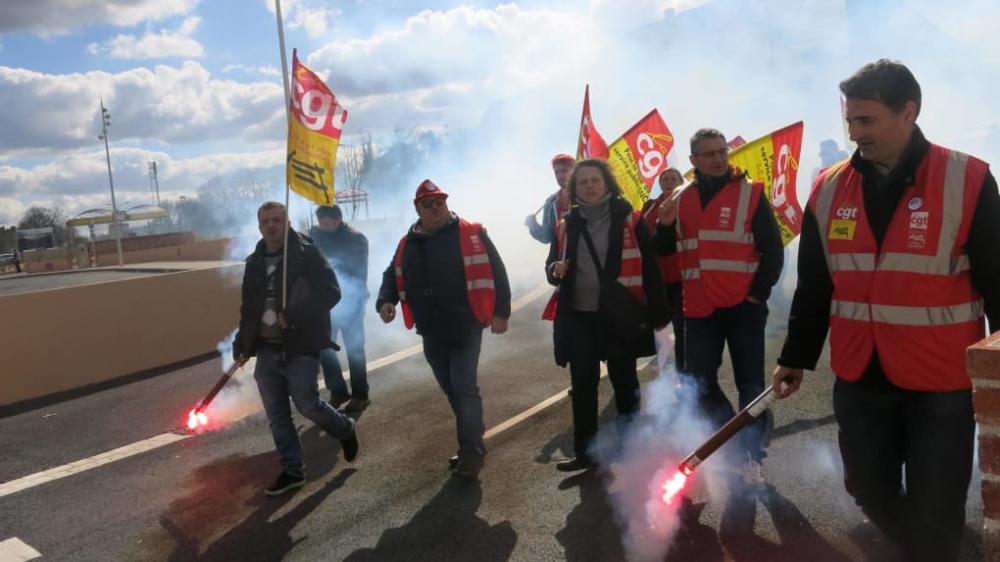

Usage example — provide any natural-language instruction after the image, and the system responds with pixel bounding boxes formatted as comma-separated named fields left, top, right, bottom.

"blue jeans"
left=254, top=347, right=355, bottom=476
left=682, top=299, right=768, bottom=462
left=320, top=305, right=369, bottom=399
left=422, top=330, right=486, bottom=462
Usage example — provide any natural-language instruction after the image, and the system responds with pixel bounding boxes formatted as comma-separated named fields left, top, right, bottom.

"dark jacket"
left=233, top=229, right=341, bottom=359
left=654, top=169, right=784, bottom=302
left=545, top=196, right=669, bottom=366
left=778, top=127, right=1000, bottom=385
left=309, top=223, right=369, bottom=308
left=376, top=214, right=511, bottom=345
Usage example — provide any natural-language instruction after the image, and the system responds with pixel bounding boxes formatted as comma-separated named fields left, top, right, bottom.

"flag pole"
left=275, top=0, right=292, bottom=309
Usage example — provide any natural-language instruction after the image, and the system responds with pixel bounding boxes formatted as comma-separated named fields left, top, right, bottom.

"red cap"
left=414, top=179, right=449, bottom=202
left=551, top=153, right=575, bottom=166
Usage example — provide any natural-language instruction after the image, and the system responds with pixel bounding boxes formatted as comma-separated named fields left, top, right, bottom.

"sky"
left=1, top=0, right=999, bottom=228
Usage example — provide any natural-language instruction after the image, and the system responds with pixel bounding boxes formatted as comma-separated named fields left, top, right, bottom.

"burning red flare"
left=661, top=469, right=690, bottom=505
left=186, top=408, right=209, bottom=430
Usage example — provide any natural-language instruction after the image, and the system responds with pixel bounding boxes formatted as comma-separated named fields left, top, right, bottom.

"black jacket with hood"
left=233, top=228, right=341, bottom=360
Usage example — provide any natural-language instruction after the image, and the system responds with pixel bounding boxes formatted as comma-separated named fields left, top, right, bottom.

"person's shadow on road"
left=158, top=424, right=355, bottom=561
left=344, top=478, right=517, bottom=562
left=718, top=484, right=852, bottom=562
left=555, top=471, right=627, bottom=562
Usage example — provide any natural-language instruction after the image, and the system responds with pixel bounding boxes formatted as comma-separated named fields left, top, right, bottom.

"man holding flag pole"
left=228, top=1, right=358, bottom=497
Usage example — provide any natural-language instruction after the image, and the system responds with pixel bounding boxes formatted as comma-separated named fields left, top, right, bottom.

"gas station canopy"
left=66, top=204, right=169, bottom=227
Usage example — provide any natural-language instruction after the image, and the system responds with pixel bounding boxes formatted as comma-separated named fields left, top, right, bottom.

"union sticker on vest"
left=829, top=219, right=856, bottom=241
left=908, top=212, right=929, bottom=230
left=718, top=207, right=732, bottom=228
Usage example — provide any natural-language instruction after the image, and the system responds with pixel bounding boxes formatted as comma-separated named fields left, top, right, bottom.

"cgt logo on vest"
left=835, top=206, right=859, bottom=220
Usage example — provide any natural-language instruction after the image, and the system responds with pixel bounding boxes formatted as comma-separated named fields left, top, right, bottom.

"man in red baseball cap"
left=525, top=153, right=574, bottom=244
left=377, top=179, right=511, bottom=480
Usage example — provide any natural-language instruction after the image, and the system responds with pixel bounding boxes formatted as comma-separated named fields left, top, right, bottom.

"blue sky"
left=1, top=0, right=998, bottom=227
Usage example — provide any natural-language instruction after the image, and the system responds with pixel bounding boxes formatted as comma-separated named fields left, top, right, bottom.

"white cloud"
left=290, top=5, right=338, bottom=39
left=0, top=197, right=27, bottom=226
left=263, top=0, right=340, bottom=39
left=0, top=146, right=284, bottom=221
left=0, top=0, right=199, bottom=36
left=86, top=16, right=204, bottom=59
left=222, top=64, right=282, bottom=77
left=0, top=62, right=283, bottom=154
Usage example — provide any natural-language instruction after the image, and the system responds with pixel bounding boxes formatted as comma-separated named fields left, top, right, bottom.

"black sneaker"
left=556, top=457, right=595, bottom=473
left=330, top=394, right=351, bottom=409
left=448, top=455, right=459, bottom=470
left=343, top=397, right=371, bottom=413
left=341, top=428, right=359, bottom=462
left=265, top=471, right=305, bottom=496
left=452, top=458, right=482, bottom=480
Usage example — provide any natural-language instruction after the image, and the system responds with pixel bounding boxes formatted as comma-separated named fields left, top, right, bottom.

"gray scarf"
left=572, top=193, right=612, bottom=311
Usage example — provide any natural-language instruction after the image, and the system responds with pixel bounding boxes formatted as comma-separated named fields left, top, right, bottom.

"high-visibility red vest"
left=393, top=218, right=496, bottom=330
left=810, top=145, right=987, bottom=391
left=542, top=211, right=646, bottom=320
left=676, top=172, right=763, bottom=318
left=642, top=192, right=681, bottom=284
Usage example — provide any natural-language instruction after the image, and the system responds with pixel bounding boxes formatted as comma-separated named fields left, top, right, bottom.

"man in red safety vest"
left=376, top=179, right=511, bottom=480
left=774, top=59, right=1000, bottom=562
left=655, top=128, right=785, bottom=491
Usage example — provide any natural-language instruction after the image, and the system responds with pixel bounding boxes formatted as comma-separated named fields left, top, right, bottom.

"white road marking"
left=0, top=433, right=188, bottom=499
left=484, top=357, right=659, bottom=440
left=0, top=538, right=42, bottom=562
left=0, top=284, right=553, bottom=499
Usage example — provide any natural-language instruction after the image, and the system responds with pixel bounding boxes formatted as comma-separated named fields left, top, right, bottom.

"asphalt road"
left=0, top=288, right=985, bottom=561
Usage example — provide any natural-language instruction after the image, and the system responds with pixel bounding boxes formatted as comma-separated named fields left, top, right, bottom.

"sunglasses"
left=418, top=198, right=446, bottom=209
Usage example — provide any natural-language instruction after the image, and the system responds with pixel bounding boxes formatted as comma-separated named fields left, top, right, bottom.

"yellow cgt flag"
left=286, top=49, right=348, bottom=206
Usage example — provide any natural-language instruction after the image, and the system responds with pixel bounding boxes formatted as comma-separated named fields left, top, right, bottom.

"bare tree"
left=18, top=206, right=67, bottom=245
left=336, top=134, right=374, bottom=219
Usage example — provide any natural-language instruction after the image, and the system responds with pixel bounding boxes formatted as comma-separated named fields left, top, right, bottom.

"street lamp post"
left=98, top=97, right=124, bottom=267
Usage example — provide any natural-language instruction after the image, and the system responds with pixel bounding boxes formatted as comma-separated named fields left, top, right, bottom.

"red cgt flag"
left=576, top=84, right=608, bottom=161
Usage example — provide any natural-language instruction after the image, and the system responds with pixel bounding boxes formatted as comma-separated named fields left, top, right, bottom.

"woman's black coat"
left=545, top=196, right=669, bottom=367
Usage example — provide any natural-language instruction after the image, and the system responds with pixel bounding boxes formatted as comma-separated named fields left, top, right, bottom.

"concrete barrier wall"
left=969, top=331, right=1000, bottom=560
left=94, top=239, right=234, bottom=267
left=0, top=264, right=243, bottom=407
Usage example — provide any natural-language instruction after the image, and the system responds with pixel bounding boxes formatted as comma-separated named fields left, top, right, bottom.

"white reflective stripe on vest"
left=463, top=254, right=490, bottom=266
left=872, top=300, right=984, bottom=326
left=828, top=253, right=876, bottom=272
left=699, top=230, right=755, bottom=244
left=812, top=163, right=844, bottom=270
left=678, top=239, right=699, bottom=251
left=939, top=150, right=970, bottom=258
left=831, top=299, right=984, bottom=326
left=734, top=177, right=753, bottom=229
left=831, top=299, right=870, bottom=321
left=878, top=253, right=971, bottom=275
left=621, top=248, right=641, bottom=260
left=620, top=276, right=643, bottom=287
left=467, top=279, right=495, bottom=290
left=699, top=259, right=759, bottom=273
left=682, top=268, right=700, bottom=280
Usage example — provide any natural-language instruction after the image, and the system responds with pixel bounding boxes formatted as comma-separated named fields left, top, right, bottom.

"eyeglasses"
left=418, top=198, right=446, bottom=209
left=694, top=147, right=729, bottom=159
